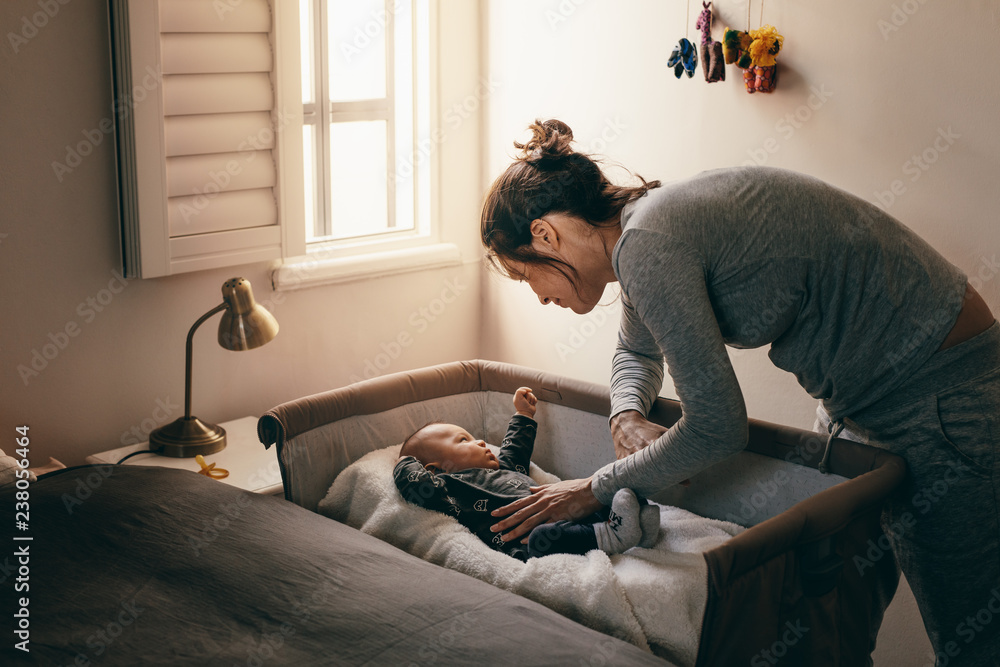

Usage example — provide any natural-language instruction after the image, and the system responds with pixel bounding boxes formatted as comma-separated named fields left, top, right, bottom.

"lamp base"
left=149, top=416, right=227, bottom=458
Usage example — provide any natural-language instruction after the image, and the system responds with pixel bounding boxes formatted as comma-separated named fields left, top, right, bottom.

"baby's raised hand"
left=513, top=387, right=537, bottom=418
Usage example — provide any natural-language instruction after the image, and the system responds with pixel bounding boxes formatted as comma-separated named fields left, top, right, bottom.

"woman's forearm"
left=610, top=346, right=664, bottom=419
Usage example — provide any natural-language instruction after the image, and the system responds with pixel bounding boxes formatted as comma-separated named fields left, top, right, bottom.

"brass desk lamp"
left=149, top=277, right=278, bottom=457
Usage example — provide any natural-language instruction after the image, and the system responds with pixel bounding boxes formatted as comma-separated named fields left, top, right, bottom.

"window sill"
left=270, top=242, right=463, bottom=291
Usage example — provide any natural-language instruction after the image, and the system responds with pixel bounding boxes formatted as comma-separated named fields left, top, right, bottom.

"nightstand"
left=86, top=416, right=283, bottom=495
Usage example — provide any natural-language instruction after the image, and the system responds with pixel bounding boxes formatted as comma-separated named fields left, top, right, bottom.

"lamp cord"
left=116, top=450, right=156, bottom=464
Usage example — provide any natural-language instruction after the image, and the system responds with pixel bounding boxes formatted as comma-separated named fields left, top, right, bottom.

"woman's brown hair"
left=480, top=119, right=660, bottom=284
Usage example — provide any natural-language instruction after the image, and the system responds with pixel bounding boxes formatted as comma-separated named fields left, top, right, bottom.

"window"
left=299, top=0, right=431, bottom=248
left=109, top=0, right=450, bottom=284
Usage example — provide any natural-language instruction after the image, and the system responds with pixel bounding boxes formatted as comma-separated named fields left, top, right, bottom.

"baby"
left=393, top=387, right=659, bottom=561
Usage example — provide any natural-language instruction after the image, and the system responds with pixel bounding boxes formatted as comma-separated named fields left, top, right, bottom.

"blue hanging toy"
left=668, top=39, right=698, bottom=78
left=668, top=0, right=698, bottom=78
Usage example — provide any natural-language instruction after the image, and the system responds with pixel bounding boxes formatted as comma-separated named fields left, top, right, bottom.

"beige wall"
left=0, top=0, right=484, bottom=467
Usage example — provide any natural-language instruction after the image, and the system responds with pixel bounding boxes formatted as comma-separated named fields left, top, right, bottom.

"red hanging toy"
left=696, top=2, right=725, bottom=83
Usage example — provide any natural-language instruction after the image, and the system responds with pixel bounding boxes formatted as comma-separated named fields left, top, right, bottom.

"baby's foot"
left=594, top=489, right=641, bottom=554
left=638, top=502, right=661, bottom=548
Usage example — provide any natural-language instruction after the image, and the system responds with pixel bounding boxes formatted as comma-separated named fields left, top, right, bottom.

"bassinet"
left=258, top=359, right=903, bottom=666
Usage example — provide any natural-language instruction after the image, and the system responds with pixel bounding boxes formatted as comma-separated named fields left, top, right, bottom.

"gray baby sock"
left=638, top=502, right=661, bottom=548
left=594, top=488, right=641, bottom=554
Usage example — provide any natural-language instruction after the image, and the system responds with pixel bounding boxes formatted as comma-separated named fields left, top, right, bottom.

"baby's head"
left=400, top=422, right=499, bottom=473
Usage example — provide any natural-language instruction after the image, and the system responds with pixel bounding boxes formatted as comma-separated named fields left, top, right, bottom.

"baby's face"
left=415, top=424, right=499, bottom=472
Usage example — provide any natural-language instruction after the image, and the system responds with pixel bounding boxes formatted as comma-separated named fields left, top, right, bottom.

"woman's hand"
left=489, top=477, right=602, bottom=544
left=611, top=410, right=691, bottom=486
left=611, top=410, right=667, bottom=459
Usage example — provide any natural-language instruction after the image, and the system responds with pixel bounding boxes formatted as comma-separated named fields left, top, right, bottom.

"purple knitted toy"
left=696, top=2, right=725, bottom=83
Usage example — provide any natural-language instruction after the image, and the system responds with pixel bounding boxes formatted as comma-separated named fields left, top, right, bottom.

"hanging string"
left=685, top=0, right=691, bottom=39
left=759, top=0, right=765, bottom=27
left=746, top=0, right=751, bottom=31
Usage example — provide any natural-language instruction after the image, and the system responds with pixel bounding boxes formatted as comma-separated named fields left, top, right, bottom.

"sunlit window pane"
left=415, top=0, right=430, bottom=234
left=327, top=0, right=386, bottom=102
left=329, top=121, right=387, bottom=239
left=299, top=0, right=314, bottom=105
left=303, top=124, right=319, bottom=241
left=392, top=0, right=414, bottom=232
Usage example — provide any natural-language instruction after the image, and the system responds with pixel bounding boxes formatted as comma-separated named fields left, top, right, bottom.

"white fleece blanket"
left=318, top=445, right=744, bottom=665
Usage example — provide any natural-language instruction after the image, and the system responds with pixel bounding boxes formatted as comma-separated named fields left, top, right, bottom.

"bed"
left=257, top=359, right=904, bottom=666
left=1, top=464, right=665, bottom=666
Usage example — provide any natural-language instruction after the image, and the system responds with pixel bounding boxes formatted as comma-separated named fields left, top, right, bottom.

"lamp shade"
left=217, top=277, right=279, bottom=351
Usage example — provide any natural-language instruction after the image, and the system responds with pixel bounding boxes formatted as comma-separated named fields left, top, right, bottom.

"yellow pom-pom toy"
left=742, top=24, right=783, bottom=93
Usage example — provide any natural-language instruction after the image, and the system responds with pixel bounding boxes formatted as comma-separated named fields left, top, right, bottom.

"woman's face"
left=512, top=212, right=617, bottom=314
left=519, top=262, right=600, bottom=314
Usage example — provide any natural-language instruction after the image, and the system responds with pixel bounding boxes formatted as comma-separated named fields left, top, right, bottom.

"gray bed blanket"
left=0, top=465, right=670, bottom=666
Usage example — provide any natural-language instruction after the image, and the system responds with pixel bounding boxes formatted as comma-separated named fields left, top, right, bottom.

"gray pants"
left=828, top=321, right=1000, bottom=666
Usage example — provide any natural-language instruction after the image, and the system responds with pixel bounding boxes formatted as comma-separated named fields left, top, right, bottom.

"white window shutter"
left=110, top=0, right=304, bottom=278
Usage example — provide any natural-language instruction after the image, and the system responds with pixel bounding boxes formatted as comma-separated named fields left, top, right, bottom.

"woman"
left=482, top=119, right=999, bottom=662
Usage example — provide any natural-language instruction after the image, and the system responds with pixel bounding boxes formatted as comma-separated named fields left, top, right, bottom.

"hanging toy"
left=668, top=39, right=698, bottom=78
left=722, top=28, right=752, bottom=67
left=696, top=3, right=725, bottom=83
left=667, top=0, right=698, bottom=79
left=744, top=25, right=783, bottom=93
left=726, top=0, right=783, bottom=94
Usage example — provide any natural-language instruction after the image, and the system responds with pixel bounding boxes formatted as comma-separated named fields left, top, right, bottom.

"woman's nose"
left=538, top=295, right=550, bottom=305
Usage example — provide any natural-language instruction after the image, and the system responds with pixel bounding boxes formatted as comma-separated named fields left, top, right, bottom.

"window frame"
left=271, top=0, right=461, bottom=292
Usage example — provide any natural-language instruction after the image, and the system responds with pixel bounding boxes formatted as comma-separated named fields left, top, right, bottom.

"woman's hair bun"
left=514, top=118, right=575, bottom=168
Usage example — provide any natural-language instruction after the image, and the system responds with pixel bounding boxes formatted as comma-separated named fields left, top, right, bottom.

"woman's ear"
left=529, top=218, right=560, bottom=253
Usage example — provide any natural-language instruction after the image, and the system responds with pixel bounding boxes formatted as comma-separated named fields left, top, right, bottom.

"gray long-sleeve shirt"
left=590, top=166, right=967, bottom=504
